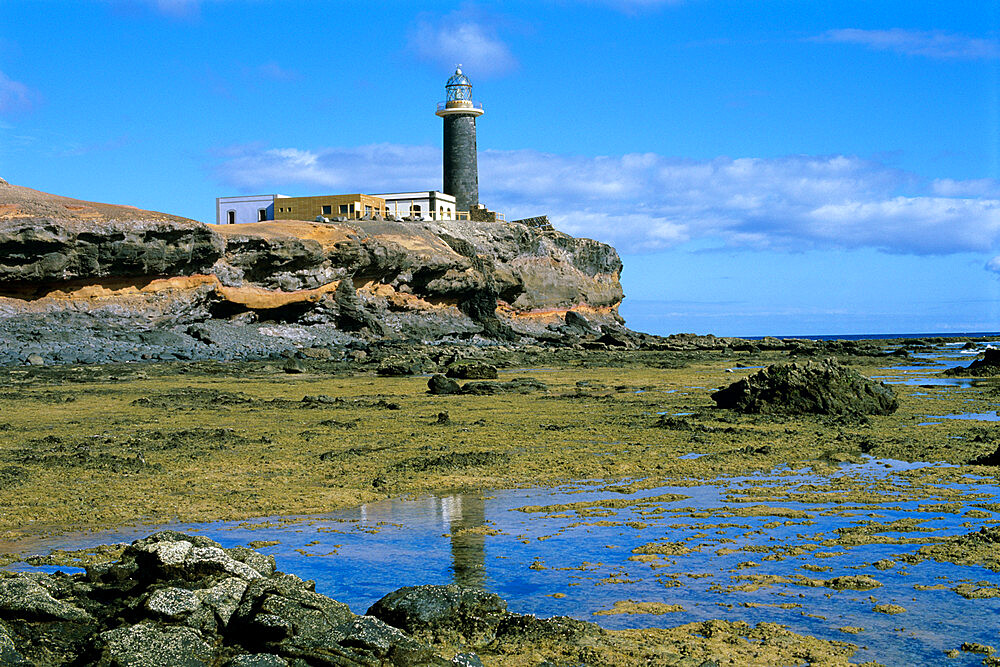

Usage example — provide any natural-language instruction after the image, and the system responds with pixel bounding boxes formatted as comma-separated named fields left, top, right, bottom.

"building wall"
left=442, top=114, right=479, bottom=213
left=216, top=195, right=282, bottom=224
left=374, top=191, right=458, bottom=221
left=271, top=194, right=386, bottom=221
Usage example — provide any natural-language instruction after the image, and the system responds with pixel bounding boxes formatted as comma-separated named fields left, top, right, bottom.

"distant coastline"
left=746, top=331, right=1000, bottom=341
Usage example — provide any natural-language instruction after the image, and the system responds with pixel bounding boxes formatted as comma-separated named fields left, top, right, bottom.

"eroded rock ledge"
left=0, top=180, right=628, bottom=360
left=0, top=531, right=861, bottom=666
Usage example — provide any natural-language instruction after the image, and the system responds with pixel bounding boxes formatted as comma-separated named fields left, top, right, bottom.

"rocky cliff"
left=0, top=179, right=626, bottom=364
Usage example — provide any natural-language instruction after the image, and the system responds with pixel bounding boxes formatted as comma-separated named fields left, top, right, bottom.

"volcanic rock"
left=711, top=359, right=898, bottom=416
left=0, top=179, right=630, bottom=364
left=945, top=348, right=1000, bottom=377
left=366, top=584, right=508, bottom=645
left=445, top=361, right=498, bottom=379
left=428, top=374, right=461, bottom=395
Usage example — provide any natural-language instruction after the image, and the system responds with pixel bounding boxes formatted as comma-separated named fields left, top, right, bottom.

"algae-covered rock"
left=445, top=361, right=498, bottom=380
left=460, top=378, right=547, bottom=395
left=711, top=358, right=898, bottom=415
left=944, top=348, right=1000, bottom=377
left=0, top=531, right=865, bottom=666
left=366, top=584, right=508, bottom=645
left=428, top=374, right=461, bottom=395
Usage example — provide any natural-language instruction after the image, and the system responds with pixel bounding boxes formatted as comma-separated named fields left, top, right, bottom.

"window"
left=322, top=205, right=332, bottom=215
left=412, top=204, right=421, bottom=217
left=365, top=205, right=372, bottom=216
left=227, top=210, right=236, bottom=224
left=258, top=208, right=267, bottom=222
left=340, top=204, right=349, bottom=214
left=439, top=206, right=444, bottom=217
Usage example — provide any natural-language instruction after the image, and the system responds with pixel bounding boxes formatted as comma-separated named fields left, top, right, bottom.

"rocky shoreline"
left=0, top=531, right=861, bottom=666
left=0, top=309, right=936, bottom=368
left=0, top=178, right=628, bottom=363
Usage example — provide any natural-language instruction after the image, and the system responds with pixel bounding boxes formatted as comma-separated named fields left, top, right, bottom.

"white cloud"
left=931, top=177, right=1000, bottom=198
left=213, top=144, right=1000, bottom=256
left=0, top=69, right=35, bottom=114
left=254, top=62, right=299, bottom=82
left=213, top=143, right=440, bottom=193
left=152, top=0, right=199, bottom=18
left=988, top=256, right=1000, bottom=274
left=408, top=9, right=517, bottom=77
left=588, top=0, right=685, bottom=12
left=815, top=29, right=1000, bottom=60
left=105, top=0, right=200, bottom=20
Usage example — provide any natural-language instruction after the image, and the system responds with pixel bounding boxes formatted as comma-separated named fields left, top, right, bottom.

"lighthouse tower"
left=436, top=66, right=484, bottom=214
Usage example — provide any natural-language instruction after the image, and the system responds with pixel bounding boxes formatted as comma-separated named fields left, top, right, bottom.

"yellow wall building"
left=272, top=194, right=386, bottom=221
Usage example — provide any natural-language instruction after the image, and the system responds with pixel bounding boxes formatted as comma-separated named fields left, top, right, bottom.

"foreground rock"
left=944, top=348, right=1000, bottom=377
left=0, top=531, right=856, bottom=667
left=0, top=532, right=861, bottom=666
left=711, top=358, right=898, bottom=416
left=0, top=531, right=446, bottom=665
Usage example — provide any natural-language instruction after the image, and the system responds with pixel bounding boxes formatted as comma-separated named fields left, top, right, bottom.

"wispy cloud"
left=151, top=0, right=200, bottom=19
left=988, top=256, right=1000, bottom=274
left=253, top=62, right=299, bottom=82
left=108, top=0, right=201, bottom=20
left=57, top=135, right=131, bottom=157
left=0, top=69, right=37, bottom=114
left=588, top=0, right=685, bottom=13
left=931, top=177, right=1000, bottom=198
left=408, top=8, right=518, bottom=77
left=815, top=29, right=1000, bottom=60
left=213, top=144, right=1000, bottom=257
left=212, top=143, right=440, bottom=193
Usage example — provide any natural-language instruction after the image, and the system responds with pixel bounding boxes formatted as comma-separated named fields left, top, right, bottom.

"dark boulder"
left=711, top=359, right=898, bottom=416
left=282, top=357, right=305, bottom=374
left=459, top=378, right=547, bottom=395
left=428, top=374, right=461, bottom=395
left=366, top=584, right=507, bottom=645
left=0, top=531, right=462, bottom=665
left=945, top=348, right=1000, bottom=377
left=970, top=444, right=1000, bottom=466
left=445, top=361, right=498, bottom=380
left=564, top=309, right=599, bottom=335
left=96, top=622, right=215, bottom=666
left=492, top=613, right=604, bottom=645
left=377, top=355, right=428, bottom=377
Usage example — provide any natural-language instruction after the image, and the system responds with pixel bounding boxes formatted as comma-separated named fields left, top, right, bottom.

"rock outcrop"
left=0, top=531, right=842, bottom=666
left=0, top=531, right=451, bottom=665
left=944, top=348, right=1000, bottom=377
left=711, top=358, right=899, bottom=416
left=0, top=180, right=629, bottom=363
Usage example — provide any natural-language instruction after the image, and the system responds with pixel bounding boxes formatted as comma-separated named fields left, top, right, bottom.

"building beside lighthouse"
left=215, top=68, right=503, bottom=225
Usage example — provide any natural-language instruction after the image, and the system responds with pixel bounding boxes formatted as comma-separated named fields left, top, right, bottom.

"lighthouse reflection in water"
left=354, top=493, right=487, bottom=589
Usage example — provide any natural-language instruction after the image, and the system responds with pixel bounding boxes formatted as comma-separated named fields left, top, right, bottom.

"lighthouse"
left=436, top=66, right=484, bottom=214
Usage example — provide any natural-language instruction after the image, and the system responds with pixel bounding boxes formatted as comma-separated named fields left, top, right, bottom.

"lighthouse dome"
left=446, top=67, right=472, bottom=88
left=445, top=66, right=473, bottom=103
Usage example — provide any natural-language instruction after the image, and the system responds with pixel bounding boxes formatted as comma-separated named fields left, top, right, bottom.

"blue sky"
left=2, top=0, right=1000, bottom=337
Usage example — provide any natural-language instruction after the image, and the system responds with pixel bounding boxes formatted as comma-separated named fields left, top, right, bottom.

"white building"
left=216, top=194, right=288, bottom=225
left=372, top=191, right=459, bottom=221
left=216, top=190, right=461, bottom=224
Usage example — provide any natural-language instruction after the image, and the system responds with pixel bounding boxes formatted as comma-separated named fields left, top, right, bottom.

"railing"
left=436, top=101, right=483, bottom=112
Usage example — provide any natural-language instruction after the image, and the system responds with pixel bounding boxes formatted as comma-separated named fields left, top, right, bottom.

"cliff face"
left=0, top=180, right=624, bottom=350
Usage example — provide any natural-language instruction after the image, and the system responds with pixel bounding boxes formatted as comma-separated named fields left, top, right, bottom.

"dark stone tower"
left=436, top=66, right=484, bottom=214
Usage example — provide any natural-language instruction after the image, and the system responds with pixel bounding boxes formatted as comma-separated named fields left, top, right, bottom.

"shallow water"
left=928, top=411, right=1000, bottom=422
left=8, top=459, right=1000, bottom=667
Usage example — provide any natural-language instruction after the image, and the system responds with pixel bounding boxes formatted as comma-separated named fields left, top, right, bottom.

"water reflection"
left=445, top=494, right=487, bottom=587
left=5, top=464, right=1000, bottom=666
left=353, top=492, right=487, bottom=589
